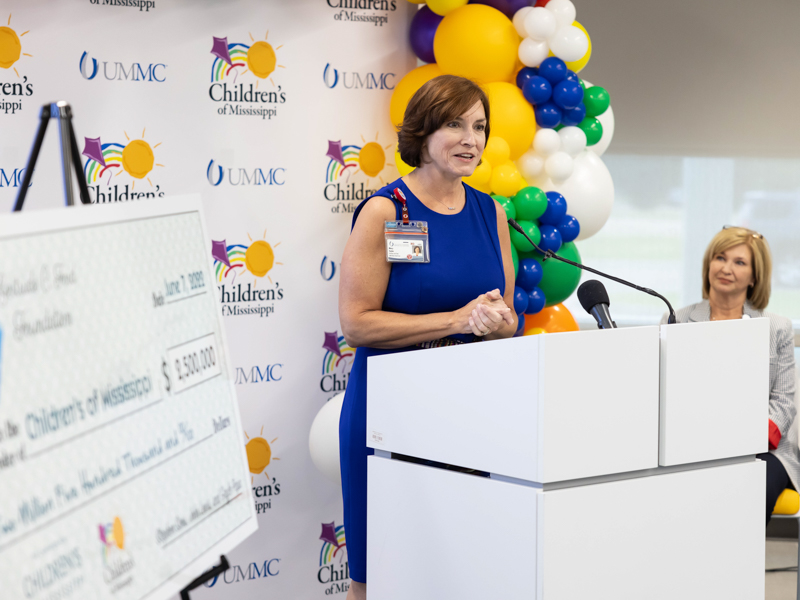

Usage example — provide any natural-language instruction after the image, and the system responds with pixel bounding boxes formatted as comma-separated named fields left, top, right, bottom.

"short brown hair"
left=701, top=227, right=772, bottom=310
left=397, top=75, right=490, bottom=168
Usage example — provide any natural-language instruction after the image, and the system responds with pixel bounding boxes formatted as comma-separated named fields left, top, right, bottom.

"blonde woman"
left=665, top=226, right=798, bottom=523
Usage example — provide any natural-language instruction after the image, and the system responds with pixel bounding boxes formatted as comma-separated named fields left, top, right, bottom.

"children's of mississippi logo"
left=211, top=231, right=285, bottom=318
left=321, top=331, right=354, bottom=395
left=98, top=517, right=135, bottom=591
left=209, top=33, right=286, bottom=119
left=327, top=0, right=397, bottom=27
left=324, top=137, right=393, bottom=214
left=245, top=425, right=281, bottom=514
left=0, top=14, right=34, bottom=115
left=318, top=522, right=349, bottom=594
left=82, top=130, right=165, bottom=203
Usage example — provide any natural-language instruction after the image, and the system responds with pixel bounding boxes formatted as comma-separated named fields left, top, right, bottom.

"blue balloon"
left=515, top=66, right=538, bottom=89
left=538, top=57, right=567, bottom=84
left=513, top=285, right=529, bottom=315
left=516, top=258, right=543, bottom=291
left=541, top=192, right=568, bottom=226
left=557, top=214, right=580, bottom=242
left=552, top=80, right=584, bottom=110
left=561, top=103, right=586, bottom=127
left=538, top=225, right=563, bottom=254
left=564, top=69, right=579, bottom=83
left=525, top=287, right=546, bottom=315
left=522, top=76, right=552, bottom=106
left=534, top=102, right=562, bottom=129
left=409, top=6, right=443, bottom=64
left=514, top=313, right=526, bottom=336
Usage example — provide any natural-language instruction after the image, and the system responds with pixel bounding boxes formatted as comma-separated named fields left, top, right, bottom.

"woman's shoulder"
left=666, top=301, right=709, bottom=324
left=464, top=181, right=496, bottom=206
left=762, top=309, right=794, bottom=337
left=350, top=179, right=402, bottom=230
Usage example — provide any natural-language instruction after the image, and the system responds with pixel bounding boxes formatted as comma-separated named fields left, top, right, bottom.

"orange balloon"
left=523, top=303, right=579, bottom=335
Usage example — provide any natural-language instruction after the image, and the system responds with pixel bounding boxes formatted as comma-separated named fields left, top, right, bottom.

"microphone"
left=578, top=280, right=616, bottom=329
left=507, top=218, right=677, bottom=324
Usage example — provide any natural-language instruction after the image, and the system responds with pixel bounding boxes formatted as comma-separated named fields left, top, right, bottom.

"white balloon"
left=513, top=6, right=534, bottom=38
left=558, top=126, right=587, bottom=157
left=545, top=151, right=574, bottom=184
left=533, top=128, right=561, bottom=156
left=518, top=37, right=549, bottom=68
left=545, top=0, right=577, bottom=28
left=549, top=25, right=589, bottom=62
left=523, top=7, right=557, bottom=42
left=592, top=104, right=615, bottom=156
left=517, top=149, right=544, bottom=179
left=530, top=150, right=614, bottom=240
left=308, top=392, right=345, bottom=486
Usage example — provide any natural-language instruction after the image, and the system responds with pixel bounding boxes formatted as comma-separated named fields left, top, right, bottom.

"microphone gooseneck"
left=578, top=280, right=617, bottom=329
left=507, top=218, right=677, bottom=325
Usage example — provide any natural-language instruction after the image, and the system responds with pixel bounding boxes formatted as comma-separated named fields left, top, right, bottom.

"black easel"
left=180, top=555, right=230, bottom=599
left=13, top=101, right=92, bottom=211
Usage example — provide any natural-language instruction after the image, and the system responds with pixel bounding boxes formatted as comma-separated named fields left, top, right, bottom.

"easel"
left=12, top=101, right=231, bottom=598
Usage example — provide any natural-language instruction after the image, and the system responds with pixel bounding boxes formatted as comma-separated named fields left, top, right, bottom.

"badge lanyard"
left=384, top=187, right=429, bottom=263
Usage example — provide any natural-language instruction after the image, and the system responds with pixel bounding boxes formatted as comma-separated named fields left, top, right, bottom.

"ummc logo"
left=207, top=160, right=285, bottom=186
left=79, top=51, right=166, bottom=82
left=204, top=558, right=280, bottom=587
left=235, top=364, right=282, bottom=384
left=0, top=168, right=31, bottom=188
left=323, top=63, right=395, bottom=90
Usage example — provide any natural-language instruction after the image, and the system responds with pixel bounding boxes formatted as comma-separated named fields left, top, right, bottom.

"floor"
left=766, top=539, right=798, bottom=599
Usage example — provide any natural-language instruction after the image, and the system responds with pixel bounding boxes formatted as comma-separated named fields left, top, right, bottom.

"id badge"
left=385, top=220, right=429, bottom=263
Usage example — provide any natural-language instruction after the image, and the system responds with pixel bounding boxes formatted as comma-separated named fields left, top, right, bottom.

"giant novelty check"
left=0, top=196, right=257, bottom=600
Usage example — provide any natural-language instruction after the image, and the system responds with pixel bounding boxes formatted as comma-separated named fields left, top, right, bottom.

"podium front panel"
left=659, top=319, right=769, bottom=466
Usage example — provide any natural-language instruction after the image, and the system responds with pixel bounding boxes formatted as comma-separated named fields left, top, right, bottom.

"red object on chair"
left=769, top=419, right=782, bottom=450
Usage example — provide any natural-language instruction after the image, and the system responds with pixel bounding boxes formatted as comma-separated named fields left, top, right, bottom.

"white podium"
left=366, top=320, right=769, bottom=600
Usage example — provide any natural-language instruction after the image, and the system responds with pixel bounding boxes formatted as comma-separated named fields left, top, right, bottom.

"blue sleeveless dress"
left=338, top=178, right=506, bottom=583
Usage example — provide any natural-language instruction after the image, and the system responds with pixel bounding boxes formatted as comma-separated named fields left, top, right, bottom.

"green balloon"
left=492, top=194, right=516, bottom=221
left=578, top=78, right=586, bottom=91
left=578, top=117, right=603, bottom=146
left=512, top=187, right=547, bottom=221
left=509, top=220, right=541, bottom=253
left=584, top=86, right=610, bottom=118
left=511, top=243, right=519, bottom=279
left=534, top=242, right=582, bottom=306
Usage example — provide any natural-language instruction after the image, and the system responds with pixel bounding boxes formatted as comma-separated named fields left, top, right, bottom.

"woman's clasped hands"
left=456, top=289, right=515, bottom=337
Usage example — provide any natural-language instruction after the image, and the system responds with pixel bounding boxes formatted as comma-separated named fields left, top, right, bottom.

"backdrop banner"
left=0, top=1, right=415, bottom=598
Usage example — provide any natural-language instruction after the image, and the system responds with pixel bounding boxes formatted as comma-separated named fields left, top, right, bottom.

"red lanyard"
left=392, top=188, right=410, bottom=225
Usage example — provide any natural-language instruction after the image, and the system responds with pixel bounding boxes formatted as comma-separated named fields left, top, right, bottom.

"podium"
left=365, top=320, right=769, bottom=600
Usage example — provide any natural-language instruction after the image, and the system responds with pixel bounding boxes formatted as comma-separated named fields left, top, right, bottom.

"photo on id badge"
left=410, top=245, right=423, bottom=261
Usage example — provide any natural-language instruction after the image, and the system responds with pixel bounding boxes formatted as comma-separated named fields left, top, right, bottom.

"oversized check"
left=0, top=196, right=257, bottom=600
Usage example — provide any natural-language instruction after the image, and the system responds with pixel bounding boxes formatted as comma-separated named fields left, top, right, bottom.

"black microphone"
left=578, top=280, right=616, bottom=329
left=507, top=218, right=677, bottom=324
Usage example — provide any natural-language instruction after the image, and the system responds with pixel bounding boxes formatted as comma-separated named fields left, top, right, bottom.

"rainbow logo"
left=210, top=32, right=285, bottom=86
left=319, top=522, right=347, bottom=567
left=321, top=331, right=354, bottom=376
left=98, top=517, right=125, bottom=564
left=211, top=231, right=282, bottom=285
left=325, top=136, right=394, bottom=188
left=82, top=129, right=164, bottom=189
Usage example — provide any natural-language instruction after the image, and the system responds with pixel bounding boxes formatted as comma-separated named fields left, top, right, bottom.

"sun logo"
left=210, top=32, right=285, bottom=88
left=325, top=135, right=394, bottom=187
left=82, top=129, right=164, bottom=189
left=211, top=231, right=283, bottom=285
left=0, top=14, right=32, bottom=77
left=244, top=426, right=279, bottom=484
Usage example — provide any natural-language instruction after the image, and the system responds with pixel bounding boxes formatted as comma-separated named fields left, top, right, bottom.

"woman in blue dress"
left=338, top=75, right=518, bottom=600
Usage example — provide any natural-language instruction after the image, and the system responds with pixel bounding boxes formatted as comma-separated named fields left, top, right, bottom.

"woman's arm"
left=481, top=201, right=518, bottom=341
left=768, top=317, right=797, bottom=447
left=338, top=197, right=513, bottom=349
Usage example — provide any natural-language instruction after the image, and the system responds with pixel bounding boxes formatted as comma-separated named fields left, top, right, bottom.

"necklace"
left=435, top=189, right=463, bottom=212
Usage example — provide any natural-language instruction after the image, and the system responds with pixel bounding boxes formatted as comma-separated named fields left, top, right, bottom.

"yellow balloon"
left=389, top=63, right=444, bottom=128
left=428, top=0, right=468, bottom=16
left=523, top=327, right=546, bottom=336
left=406, top=0, right=427, bottom=3
left=490, top=161, right=522, bottom=197
left=483, top=137, right=510, bottom=168
left=483, top=82, right=537, bottom=160
left=565, top=21, right=592, bottom=73
left=395, top=150, right=414, bottom=176
left=434, top=5, right=519, bottom=84
left=463, top=158, right=492, bottom=192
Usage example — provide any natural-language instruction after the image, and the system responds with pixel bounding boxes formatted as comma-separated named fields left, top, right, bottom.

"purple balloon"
left=410, top=6, right=443, bottom=64
left=469, top=0, right=535, bottom=18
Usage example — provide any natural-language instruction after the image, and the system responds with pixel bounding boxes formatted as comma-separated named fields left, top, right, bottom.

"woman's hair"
left=397, top=74, right=490, bottom=168
left=701, top=227, right=772, bottom=310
